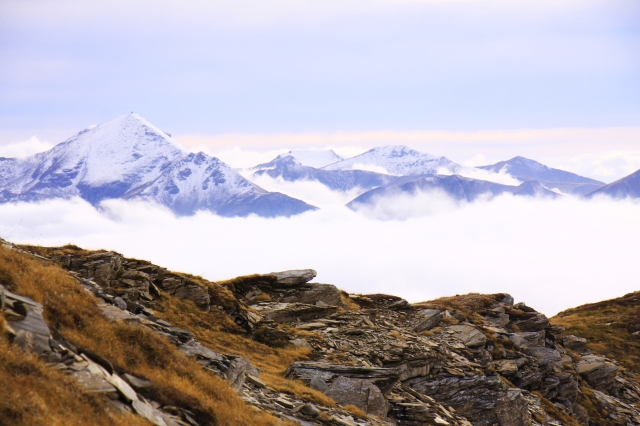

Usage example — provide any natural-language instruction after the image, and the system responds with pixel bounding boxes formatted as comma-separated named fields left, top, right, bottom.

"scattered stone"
left=325, top=376, right=389, bottom=417
left=124, top=373, right=152, bottom=389
left=414, top=309, right=442, bottom=332
left=72, top=370, right=117, bottom=393
left=562, top=334, right=588, bottom=353
left=99, top=304, right=141, bottom=325
left=444, top=325, right=486, bottom=348
left=299, top=403, right=320, bottom=417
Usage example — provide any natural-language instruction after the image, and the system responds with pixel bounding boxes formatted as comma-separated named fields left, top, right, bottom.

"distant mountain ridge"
left=0, top=114, right=316, bottom=217
left=478, top=156, right=604, bottom=196
left=347, top=174, right=558, bottom=211
left=323, top=145, right=460, bottom=175
left=250, top=154, right=397, bottom=193
left=586, top=169, right=640, bottom=199
left=285, top=149, right=344, bottom=168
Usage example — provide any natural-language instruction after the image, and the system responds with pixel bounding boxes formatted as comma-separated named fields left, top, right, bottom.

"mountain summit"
left=323, top=145, right=460, bottom=176
left=477, top=156, right=604, bottom=196
left=0, top=114, right=315, bottom=217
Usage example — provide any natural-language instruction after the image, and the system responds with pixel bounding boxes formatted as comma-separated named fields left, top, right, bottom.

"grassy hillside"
left=0, top=242, right=290, bottom=426
left=552, top=291, right=640, bottom=373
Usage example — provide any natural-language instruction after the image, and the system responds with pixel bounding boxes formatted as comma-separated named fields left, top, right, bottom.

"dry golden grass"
left=340, top=294, right=360, bottom=311
left=343, top=404, right=367, bottom=418
left=0, top=244, right=288, bottom=426
left=155, top=296, right=336, bottom=408
left=552, top=291, right=640, bottom=374
left=0, top=337, right=150, bottom=426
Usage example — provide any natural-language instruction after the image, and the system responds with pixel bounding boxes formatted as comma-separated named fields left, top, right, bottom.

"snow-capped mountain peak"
left=0, top=114, right=316, bottom=217
left=286, top=149, right=344, bottom=168
left=323, top=145, right=459, bottom=176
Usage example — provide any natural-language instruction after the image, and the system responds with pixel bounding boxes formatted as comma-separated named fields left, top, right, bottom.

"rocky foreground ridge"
left=1, top=240, right=640, bottom=426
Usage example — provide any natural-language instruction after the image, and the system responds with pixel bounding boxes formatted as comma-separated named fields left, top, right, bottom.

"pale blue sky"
left=1, top=0, right=639, bottom=140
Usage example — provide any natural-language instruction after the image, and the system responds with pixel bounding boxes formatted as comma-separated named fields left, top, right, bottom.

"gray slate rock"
left=445, top=324, right=487, bottom=348
left=285, top=361, right=401, bottom=394
left=271, top=269, right=317, bottom=286
left=413, top=309, right=442, bottom=332
left=325, top=376, right=389, bottom=417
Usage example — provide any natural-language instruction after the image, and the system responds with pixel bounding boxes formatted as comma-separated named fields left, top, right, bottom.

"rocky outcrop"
left=7, top=240, right=640, bottom=426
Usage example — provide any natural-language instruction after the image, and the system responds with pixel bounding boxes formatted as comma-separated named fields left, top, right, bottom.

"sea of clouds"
left=1, top=190, right=638, bottom=317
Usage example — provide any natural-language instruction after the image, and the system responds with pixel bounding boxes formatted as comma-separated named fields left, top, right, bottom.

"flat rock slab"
left=325, top=376, right=389, bottom=417
left=444, top=325, right=486, bottom=348
left=72, top=370, right=117, bottom=393
left=414, top=310, right=442, bottom=332
left=270, top=269, right=317, bottom=286
left=252, top=302, right=338, bottom=324
left=285, top=361, right=401, bottom=394
left=99, top=304, right=141, bottom=325
left=132, top=400, right=167, bottom=426
left=526, top=347, right=561, bottom=365
left=510, top=313, right=549, bottom=332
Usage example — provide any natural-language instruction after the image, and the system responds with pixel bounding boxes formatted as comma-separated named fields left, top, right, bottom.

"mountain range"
left=478, top=156, right=605, bottom=196
left=1, top=114, right=639, bottom=217
left=0, top=114, right=315, bottom=217
left=347, top=174, right=558, bottom=211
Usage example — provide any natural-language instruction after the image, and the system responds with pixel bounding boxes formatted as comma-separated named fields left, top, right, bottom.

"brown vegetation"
left=0, top=243, right=289, bottom=426
left=552, top=291, right=640, bottom=373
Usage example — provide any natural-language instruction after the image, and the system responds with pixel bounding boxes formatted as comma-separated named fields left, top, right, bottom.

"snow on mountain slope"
left=477, top=156, right=605, bottom=196
left=0, top=114, right=316, bottom=217
left=286, top=149, right=343, bottom=168
left=0, top=114, right=184, bottom=203
left=249, top=154, right=397, bottom=194
left=323, top=145, right=460, bottom=176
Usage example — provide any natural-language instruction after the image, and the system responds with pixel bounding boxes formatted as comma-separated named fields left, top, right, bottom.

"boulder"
left=575, top=355, right=619, bottom=391
left=2, top=288, right=52, bottom=355
left=325, top=376, right=389, bottom=417
left=562, top=335, right=588, bottom=354
left=445, top=324, right=486, bottom=348
left=99, top=304, right=142, bottom=325
left=159, top=276, right=210, bottom=309
left=510, top=313, right=549, bottom=332
left=179, top=341, right=259, bottom=391
left=279, top=283, right=343, bottom=307
left=413, top=309, right=442, bottom=332
left=526, top=347, right=562, bottom=365
left=509, top=331, right=546, bottom=348
left=271, top=269, right=317, bottom=286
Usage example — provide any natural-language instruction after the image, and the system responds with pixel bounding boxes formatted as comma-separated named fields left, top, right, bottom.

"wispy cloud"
left=0, top=136, right=54, bottom=158
left=1, top=195, right=638, bottom=317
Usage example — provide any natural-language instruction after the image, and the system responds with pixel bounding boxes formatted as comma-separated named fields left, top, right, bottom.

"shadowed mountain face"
left=347, top=174, right=558, bottom=210
left=586, top=169, right=640, bottom=199
left=251, top=154, right=398, bottom=193
left=323, top=145, right=460, bottom=176
left=477, top=156, right=605, bottom=196
left=0, top=114, right=316, bottom=217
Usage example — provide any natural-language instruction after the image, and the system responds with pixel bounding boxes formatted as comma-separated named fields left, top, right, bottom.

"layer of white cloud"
left=246, top=174, right=362, bottom=208
left=1, top=195, right=638, bottom=318
left=0, top=136, right=54, bottom=158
